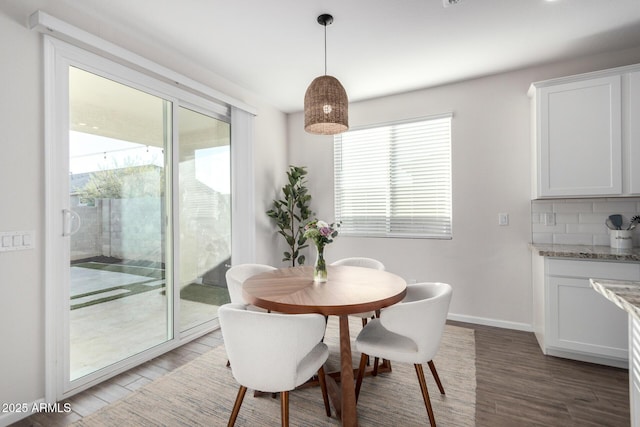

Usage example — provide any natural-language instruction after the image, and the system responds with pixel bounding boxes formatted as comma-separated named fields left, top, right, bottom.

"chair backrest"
left=330, top=257, right=385, bottom=270
left=225, top=263, right=276, bottom=305
left=380, top=282, right=452, bottom=363
left=218, top=303, right=328, bottom=392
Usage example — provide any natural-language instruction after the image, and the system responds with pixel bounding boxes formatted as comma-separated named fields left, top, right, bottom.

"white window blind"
left=334, top=114, right=452, bottom=238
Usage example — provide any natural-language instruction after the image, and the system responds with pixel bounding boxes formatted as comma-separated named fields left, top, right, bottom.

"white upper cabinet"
left=531, top=75, right=622, bottom=197
left=628, top=71, right=640, bottom=194
left=530, top=64, right=640, bottom=198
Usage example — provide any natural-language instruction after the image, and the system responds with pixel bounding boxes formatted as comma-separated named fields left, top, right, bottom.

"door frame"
left=43, top=35, right=255, bottom=401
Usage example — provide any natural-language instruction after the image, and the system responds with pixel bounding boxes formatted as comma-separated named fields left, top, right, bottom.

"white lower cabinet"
left=533, top=256, right=638, bottom=368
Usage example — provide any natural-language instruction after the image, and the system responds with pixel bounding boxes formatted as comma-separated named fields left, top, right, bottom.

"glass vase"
left=313, top=245, right=328, bottom=283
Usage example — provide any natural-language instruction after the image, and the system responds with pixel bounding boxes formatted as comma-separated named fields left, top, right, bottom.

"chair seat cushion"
left=355, top=318, right=419, bottom=364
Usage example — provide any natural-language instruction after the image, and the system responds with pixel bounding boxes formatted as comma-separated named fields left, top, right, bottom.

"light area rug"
left=72, top=317, right=476, bottom=426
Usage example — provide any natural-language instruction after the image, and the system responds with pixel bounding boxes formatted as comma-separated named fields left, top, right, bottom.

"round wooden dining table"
left=243, top=265, right=407, bottom=427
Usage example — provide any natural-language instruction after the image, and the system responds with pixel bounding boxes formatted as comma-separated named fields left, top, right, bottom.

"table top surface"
left=242, top=265, right=407, bottom=316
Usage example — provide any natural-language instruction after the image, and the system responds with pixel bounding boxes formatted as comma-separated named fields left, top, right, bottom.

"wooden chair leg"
left=361, top=317, right=369, bottom=366
left=428, top=360, right=445, bottom=395
left=415, top=364, right=436, bottom=427
left=361, top=318, right=369, bottom=366
left=280, top=391, right=289, bottom=427
left=228, top=385, right=247, bottom=427
left=355, top=352, right=368, bottom=402
left=372, top=357, right=379, bottom=376
left=361, top=316, right=374, bottom=365
left=321, top=316, right=329, bottom=342
left=317, top=366, right=331, bottom=416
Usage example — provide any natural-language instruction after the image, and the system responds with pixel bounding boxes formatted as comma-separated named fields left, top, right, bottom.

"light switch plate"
left=0, top=230, right=35, bottom=252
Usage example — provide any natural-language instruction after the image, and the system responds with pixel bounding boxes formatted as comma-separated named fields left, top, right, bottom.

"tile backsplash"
left=531, top=198, right=640, bottom=246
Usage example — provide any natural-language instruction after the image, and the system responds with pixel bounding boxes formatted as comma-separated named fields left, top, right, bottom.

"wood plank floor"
left=11, top=321, right=629, bottom=427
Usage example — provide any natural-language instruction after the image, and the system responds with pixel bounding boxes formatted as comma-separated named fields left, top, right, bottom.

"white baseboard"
left=545, top=347, right=628, bottom=369
left=0, top=398, right=44, bottom=427
left=447, top=312, right=534, bottom=332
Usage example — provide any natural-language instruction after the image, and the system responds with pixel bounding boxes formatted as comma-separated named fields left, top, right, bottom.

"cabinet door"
left=628, top=71, right=640, bottom=194
left=538, top=76, right=622, bottom=197
left=548, top=276, right=628, bottom=360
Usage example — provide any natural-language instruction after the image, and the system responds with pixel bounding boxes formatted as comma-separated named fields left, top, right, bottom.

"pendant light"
left=304, top=14, right=349, bottom=135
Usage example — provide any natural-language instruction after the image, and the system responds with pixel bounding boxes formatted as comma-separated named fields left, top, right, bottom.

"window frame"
left=334, top=114, right=453, bottom=239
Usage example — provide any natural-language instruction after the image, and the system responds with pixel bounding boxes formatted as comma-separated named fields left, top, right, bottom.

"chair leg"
left=359, top=318, right=370, bottom=366
left=415, top=364, right=436, bottom=427
left=317, top=366, right=331, bottom=417
left=321, top=316, right=329, bottom=342
left=228, top=385, right=247, bottom=427
left=361, top=317, right=369, bottom=366
left=428, top=360, right=445, bottom=395
left=361, top=316, right=374, bottom=365
left=372, top=357, right=381, bottom=376
left=280, top=391, right=289, bottom=427
left=355, top=352, right=368, bottom=402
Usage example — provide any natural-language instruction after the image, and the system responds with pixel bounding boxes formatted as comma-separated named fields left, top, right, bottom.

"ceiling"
left=7, top=0, right=640, bottom=113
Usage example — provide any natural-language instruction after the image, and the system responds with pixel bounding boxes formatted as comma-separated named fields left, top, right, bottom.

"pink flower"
left=303, top=219, right=339, bottom=246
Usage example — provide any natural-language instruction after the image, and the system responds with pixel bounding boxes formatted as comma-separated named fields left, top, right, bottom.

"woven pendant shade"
left=304, top=75, right=349, bottom=135
left=303, top=14, right=349, bottom=135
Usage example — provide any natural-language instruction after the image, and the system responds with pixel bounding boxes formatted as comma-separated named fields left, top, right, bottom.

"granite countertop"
left=590, top=279, right=640, bottom=321
left=530, top=243, right=640, bottom=262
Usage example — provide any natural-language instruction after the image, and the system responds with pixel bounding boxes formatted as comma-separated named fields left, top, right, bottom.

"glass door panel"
left=178, top=107, right=231, bottom=332
left=68, top=67, right=171, bottom=381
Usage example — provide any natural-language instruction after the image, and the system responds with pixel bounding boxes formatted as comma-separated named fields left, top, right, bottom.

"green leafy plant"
left=266, top=165, right=314, bottom=266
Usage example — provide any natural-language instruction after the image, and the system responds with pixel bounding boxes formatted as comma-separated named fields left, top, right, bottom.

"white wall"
left=0, top=2, right=287, bottom=421
left=0, top=8, right=45, bottom=420
left=287, top=45, right=640, bottom=331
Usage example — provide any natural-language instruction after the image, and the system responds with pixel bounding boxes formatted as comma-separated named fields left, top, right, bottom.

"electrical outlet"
left=498, top=213, right=509, bottom=226
left=543, top=212, right=556, bottom=226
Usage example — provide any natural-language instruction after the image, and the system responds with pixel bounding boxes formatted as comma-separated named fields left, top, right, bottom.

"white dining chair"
left=330, top=257, right=385, bottom=326
left=225, top=263, right=277, bottom=309
left=223, top=264, right=277, bottom=367
left=218, top=303, right=331, bottom=427
left=354, top=282, right=453, bottom=427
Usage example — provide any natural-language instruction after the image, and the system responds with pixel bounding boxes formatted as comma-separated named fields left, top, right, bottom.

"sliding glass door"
left=178, top=106, right=231, bottom=332
left=58, top=57, right=233, bottom=395
left=68, top=67, right=172, bottom=381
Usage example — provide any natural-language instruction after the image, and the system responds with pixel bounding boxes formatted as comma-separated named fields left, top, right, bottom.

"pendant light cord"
left=324, top=23, right=327, bottom=75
